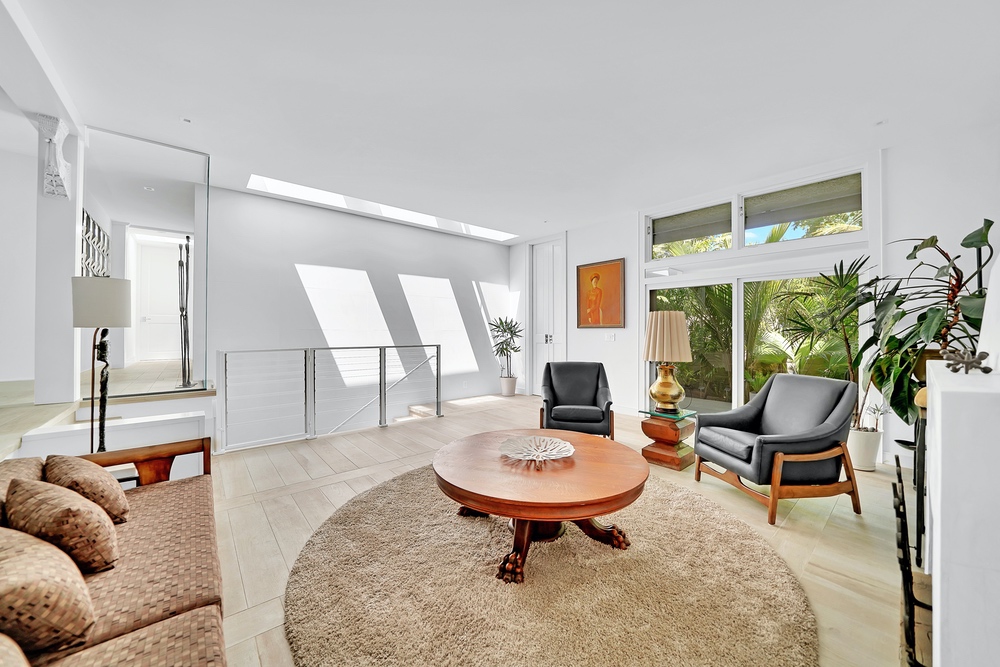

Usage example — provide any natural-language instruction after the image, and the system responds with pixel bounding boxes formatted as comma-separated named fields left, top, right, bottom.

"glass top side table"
left=638, top=408, right=697, bottom=470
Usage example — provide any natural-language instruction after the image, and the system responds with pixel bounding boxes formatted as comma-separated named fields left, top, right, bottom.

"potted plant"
left=847, top=393, right=890, bottom=471
left=862, top=220, right=994, bottom=424
left=781, top=256, right=885, bottom=469
left=488, top=317, right=523, bottom=396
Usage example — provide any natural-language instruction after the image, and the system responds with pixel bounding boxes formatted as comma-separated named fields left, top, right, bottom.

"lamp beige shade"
left=71, top=277, right=132, bottom=328
left=643, top=311, right=692, bottom=363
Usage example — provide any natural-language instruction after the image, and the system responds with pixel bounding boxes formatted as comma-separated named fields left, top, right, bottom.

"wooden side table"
left=640, top=412, right=695, bottom=471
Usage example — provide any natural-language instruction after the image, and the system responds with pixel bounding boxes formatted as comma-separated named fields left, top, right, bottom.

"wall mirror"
left=82, top=129, right=209, bottom=398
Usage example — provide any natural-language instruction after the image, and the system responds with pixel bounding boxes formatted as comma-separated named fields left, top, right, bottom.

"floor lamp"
left=72, top=276, right=132, bottom=453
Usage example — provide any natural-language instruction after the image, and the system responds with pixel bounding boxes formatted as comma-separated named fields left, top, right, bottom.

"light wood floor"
left=214, top=394, right=906, bottom=667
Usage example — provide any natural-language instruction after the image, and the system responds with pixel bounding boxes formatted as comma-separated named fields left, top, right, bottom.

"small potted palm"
left=489, top=317, right=523, bottom=396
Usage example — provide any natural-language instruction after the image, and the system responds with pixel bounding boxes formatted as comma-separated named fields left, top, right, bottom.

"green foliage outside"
left=651, top=215, right=864, bottom=404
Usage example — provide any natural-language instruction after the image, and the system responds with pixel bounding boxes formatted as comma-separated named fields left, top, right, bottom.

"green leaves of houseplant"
left=488, top=317, right=523, bottom=379
left=864, top=219, right=994, bottom=423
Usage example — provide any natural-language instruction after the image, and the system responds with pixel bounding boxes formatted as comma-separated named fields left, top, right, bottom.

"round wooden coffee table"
left=433, top=429, right=649, bottom=583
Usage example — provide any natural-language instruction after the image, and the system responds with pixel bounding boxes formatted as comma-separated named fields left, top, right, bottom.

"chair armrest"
left=596, top=386, right=613, bottom=413
left=696, top=402, right=760, bottom=432
left=541, top=385, right=555, bottom=409
left=755, top=422, right=845, bottom=458
left=79, top=438, right=212, bottom=485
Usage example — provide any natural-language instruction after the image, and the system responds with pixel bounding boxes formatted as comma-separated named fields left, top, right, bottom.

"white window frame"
left=637, top=152, right=883, bottom=412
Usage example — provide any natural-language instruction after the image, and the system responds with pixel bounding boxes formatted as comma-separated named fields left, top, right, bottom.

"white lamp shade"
left=643, top=311, right=693, bottom=363
left=72, top=277, right=132, bottom=328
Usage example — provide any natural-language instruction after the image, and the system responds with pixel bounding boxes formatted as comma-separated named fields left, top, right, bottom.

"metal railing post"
left=378, top=346, right=387, bottom=427
left=435, top=345, right=442, bottom=417
left=305, top=348, right=316, bottom=439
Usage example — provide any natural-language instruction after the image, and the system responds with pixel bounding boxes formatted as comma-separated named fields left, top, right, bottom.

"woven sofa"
left=0, top=438, right=226, bottom=666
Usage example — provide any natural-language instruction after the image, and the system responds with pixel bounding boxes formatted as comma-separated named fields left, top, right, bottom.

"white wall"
left=0, top=148, right=37, bottom=381
left=565, top=216, right=641, bottom=414
left=207, top=188, right=510, bottom=400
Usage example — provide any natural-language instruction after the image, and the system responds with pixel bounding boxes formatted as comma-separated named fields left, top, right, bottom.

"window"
left=744, top=174, right=862, bottom=247
left=651, top=284, right=732, bottom=413
left=651, top=203, right=731, bottom=259
left=743, top=277, right=859, bottom=404
left=642, top=160, right=878, bottom=411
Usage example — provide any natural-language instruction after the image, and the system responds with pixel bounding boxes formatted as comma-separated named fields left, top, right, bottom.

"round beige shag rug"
left=284, top=466, right=818, bottom=667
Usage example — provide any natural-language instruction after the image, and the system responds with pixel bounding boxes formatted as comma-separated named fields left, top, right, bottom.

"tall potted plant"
left=780, top=256, right=883, bottom=469
left=489, top=317, right=522, bottom=396
left=862, top=220, right=993, bottom=424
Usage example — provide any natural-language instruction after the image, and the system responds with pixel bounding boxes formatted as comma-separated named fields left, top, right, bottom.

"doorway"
left=137, top=239, right=182, bottom=361
left=529, top=236, right=567, bottom=395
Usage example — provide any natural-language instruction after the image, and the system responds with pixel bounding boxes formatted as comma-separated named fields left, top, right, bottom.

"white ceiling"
left=0, top=84, right=36, bottom=157
left=84, top=129, right=206, bottom=231
left=12, top=1, right=1000, bottom=242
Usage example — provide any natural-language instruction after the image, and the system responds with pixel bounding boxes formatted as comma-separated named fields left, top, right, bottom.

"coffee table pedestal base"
left=459, top=508, right=630, bottom=584
left=497, top=518, right=631, bottom=584
left=640, top=417, right=695, bottom=471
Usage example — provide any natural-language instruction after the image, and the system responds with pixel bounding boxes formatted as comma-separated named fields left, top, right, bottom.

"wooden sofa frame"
left=79, top=437, right=212, bottom=485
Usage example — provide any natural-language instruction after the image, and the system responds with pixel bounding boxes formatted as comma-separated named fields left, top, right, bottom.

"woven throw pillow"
left=44, top=455, right=129, bottom=523
left=0, top=527, right=95, bottom=653
left=5, top=479, right=119, bottom=573
left=0, top=633, right=29, bottom=666
left=0, top=457, right=44, bottom=527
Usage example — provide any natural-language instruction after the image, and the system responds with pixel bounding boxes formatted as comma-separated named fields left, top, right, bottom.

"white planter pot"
left=499, top=377, right=517, bottom=396
left=846, top=429, right=882, bottom=472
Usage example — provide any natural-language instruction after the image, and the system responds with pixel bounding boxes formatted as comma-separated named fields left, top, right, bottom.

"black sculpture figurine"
left=96, top=328, right=110, bottom=452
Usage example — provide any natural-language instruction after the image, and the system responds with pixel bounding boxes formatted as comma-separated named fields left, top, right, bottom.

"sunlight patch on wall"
left=399, top=275, right=479, bottom=375
left=295, top=264, right=402, bottom=385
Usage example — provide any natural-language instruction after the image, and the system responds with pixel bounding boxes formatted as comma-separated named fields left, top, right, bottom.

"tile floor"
left=214, top=394, right=908, bottom=667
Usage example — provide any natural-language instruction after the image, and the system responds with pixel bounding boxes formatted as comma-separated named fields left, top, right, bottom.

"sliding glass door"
left=650, top=284, right=733, bottom=414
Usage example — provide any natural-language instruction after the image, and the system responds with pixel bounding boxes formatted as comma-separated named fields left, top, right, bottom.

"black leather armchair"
left=693, top=373, right=862, bottom=524
left=539, top=362, right=614, bottom=438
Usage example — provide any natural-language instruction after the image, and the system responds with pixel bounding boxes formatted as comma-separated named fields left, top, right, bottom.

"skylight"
left=247, top=174, right=517, bottom=243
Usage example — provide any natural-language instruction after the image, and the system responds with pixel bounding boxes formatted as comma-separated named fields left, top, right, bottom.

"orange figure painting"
left=577, top=258, right=624, bottom=328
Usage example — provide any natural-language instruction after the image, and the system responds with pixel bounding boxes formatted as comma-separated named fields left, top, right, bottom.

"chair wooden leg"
left=539, top=407, right=544, bottom=429
left=839, top=442, right=863, bottom=515
left=700, top=444, right=861, bottom=525
left=609, top=411, right=614, bottom=439
left=769, top=452, right=785, bottom=525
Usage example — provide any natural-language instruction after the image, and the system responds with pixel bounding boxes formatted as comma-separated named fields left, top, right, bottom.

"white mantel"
left=926, top=361, right=1000, bottom=666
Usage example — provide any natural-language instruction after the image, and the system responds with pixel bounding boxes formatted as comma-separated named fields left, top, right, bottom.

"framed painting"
left=577, top=258, right=624, bottom=328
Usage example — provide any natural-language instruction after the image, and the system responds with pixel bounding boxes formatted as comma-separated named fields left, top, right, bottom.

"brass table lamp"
left=642, top=311, right=693, bottom=414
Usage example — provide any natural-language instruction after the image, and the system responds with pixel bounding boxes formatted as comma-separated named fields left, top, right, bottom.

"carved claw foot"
left=497, top=552, right=525, bottom=584
left=608, top=525, right=631, bottom=550
left=574, top=518, right=631, bottom=550
left=457, top=506, right=490, bottom=518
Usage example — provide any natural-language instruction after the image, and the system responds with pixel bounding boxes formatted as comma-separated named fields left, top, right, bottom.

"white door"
left=530, top=238, right=566, bottom=395
left=137, top=243, right=181, bottom=361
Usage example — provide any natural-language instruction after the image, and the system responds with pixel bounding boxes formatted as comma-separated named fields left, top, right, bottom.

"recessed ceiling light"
left=143, top=186, right=155, bottom=191
left=246, top=174, right=517, bottom=243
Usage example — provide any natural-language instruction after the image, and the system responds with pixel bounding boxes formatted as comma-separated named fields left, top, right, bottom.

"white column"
left=33, top=131, right=83, bottom=404
left=926, top=361, right=1000, bottom=666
